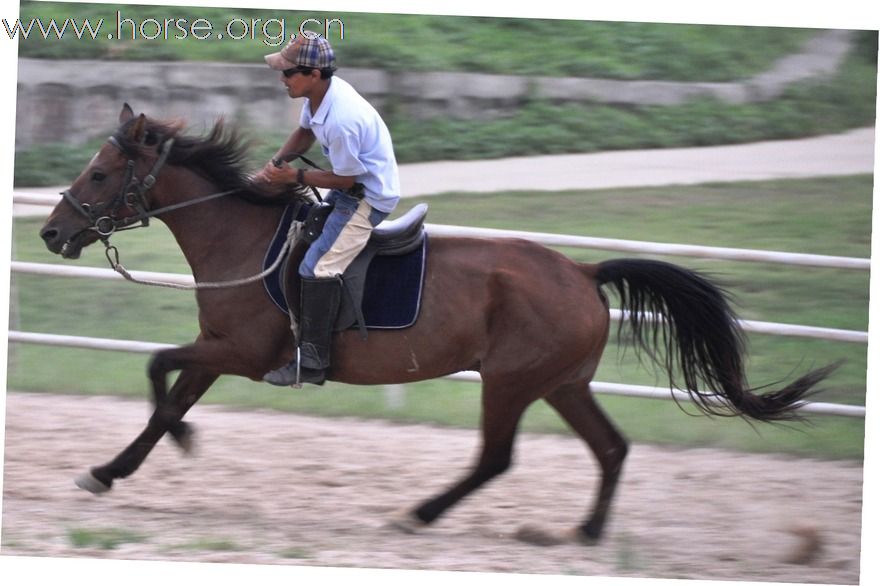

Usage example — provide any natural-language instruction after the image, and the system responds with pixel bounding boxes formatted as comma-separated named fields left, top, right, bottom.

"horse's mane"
left=114, top=116, right=313, bottom=206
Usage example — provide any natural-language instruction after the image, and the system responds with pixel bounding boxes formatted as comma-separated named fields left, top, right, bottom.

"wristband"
left=297, top=168, right=306, bottom=185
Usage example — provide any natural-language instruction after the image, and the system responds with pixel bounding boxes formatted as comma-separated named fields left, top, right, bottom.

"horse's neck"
left=152, top=170, right=281, bottom=281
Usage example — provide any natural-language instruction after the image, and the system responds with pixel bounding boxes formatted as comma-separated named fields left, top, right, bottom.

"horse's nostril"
left=40, top=227, right=59, bottom=243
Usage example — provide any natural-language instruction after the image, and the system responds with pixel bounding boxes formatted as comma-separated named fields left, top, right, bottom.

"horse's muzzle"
left=39, top=223, right=64, bottom=253
left=39, top=222, right=90, bottom=259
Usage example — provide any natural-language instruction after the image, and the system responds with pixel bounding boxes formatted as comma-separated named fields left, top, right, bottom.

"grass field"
left=12, top=5, right=878, bottom=184
left=14, top=52, right=877, bottom=185
left=17, top=2, right=819, bottom=80
left=7, top=175, right=871, bottom=460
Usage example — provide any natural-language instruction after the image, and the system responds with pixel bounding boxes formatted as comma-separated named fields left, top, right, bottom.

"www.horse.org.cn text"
left=3, top=13, right=345, bottom=46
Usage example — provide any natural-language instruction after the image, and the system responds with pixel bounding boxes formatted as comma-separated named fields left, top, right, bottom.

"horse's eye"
left=91, top=171, right=106, bottom=182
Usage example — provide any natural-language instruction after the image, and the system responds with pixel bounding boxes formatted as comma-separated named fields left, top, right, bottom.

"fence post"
left=383, top=384, right=407, bottom=410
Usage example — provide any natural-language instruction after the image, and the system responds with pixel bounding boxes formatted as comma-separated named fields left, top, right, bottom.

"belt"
left=345, top=183, right=366, bottom=200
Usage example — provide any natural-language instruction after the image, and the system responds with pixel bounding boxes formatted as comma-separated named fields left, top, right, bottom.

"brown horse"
left=39, top=104, right=835, bottom=543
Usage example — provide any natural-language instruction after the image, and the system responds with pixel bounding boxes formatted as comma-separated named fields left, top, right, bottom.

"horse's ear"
left=127, top=113, right=147, bottom=144
left=119, top=103, right=134, bottom=124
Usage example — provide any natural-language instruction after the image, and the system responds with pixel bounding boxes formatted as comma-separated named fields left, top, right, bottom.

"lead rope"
left=104, top=221, right=303, bottom=290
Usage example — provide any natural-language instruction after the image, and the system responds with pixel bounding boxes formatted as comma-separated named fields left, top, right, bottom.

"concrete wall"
left=14, top=30, right=854, bottom=148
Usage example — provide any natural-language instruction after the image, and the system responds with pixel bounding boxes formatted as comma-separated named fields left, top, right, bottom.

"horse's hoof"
left=514, top=525, right=567, bottom=547
left=173, top=422, right=196, bottom=455
left=386, top=509, right=427, bottom=534
left=75, top=471, right=112, bottom=494
left=567, top=526, right=600, bottom=546
left=783, top=524, right=824, bottom=564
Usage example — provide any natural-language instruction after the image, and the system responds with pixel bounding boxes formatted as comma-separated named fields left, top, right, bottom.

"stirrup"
left=263, top=348, right=326, bottom=388
left=293, top=346, right=303, bottom=388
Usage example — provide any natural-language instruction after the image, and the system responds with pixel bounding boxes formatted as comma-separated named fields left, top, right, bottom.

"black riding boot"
left=263, top=277, right=342, bottom=386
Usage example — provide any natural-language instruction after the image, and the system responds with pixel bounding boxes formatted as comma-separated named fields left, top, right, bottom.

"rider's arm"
left=262, top=163, right=356, bottom=190
left=273, top=126, right=316, bottom=162
left=297, top=169, right=356, bottom=190
left=254, top=127, right=317, bottom=189
left=296, top=125, right=363, bottom=190
left=264, top=125, right=360, bottom=190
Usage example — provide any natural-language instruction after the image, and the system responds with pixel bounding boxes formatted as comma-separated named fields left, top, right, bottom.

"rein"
left=105, top=216, right=303, bottom=291
left=272, top=152, right=325, bottom=202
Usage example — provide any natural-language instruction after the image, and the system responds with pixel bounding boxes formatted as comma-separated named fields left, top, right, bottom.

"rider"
left=255, top=34, right=401, bottom=386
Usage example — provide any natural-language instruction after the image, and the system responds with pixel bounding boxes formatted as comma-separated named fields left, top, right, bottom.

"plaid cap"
left=264, top=35, right=337, bottom=71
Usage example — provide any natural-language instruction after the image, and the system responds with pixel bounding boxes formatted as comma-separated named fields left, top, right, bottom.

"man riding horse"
left=253, top=34, right=401, bottom=386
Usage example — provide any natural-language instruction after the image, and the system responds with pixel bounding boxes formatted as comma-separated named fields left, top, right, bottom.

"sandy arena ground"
left=0, top=391, right=864, bottom=583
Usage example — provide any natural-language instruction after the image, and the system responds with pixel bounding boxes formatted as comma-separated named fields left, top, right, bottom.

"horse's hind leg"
left=393, top=378, right=532, bottom=530
left=545, top=381, right=628, bottom=543
left=78, top=366, right=218, bottom=493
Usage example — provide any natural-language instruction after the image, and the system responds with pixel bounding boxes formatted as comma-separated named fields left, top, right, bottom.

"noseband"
left=61, top=134, right=175, bottom=240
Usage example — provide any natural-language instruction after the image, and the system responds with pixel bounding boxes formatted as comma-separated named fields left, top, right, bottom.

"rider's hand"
left=250, top=161, right=294, bottom=195
left=262, top=160, right=297, bottom=184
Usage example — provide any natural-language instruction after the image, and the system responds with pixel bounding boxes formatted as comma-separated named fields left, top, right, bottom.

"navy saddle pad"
left=263, top=204, right=427, bottom=330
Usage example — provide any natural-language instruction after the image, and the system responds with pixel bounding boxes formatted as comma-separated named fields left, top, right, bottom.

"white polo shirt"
left=299, top=77, right=401, bottom=213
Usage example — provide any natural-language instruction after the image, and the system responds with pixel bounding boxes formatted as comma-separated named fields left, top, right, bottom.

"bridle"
left=63, top=132, right=249, bottom=244
left=60, top=133, right=247, bottom=273
left=62, top=134, right=323, bottom=244
left=57, top=132, right=313, bottom=291
left=61, top=134, right=177, bottom=241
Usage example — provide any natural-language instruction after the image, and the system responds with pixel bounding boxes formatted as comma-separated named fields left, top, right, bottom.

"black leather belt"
left=345, top=183, right=366, bottom=200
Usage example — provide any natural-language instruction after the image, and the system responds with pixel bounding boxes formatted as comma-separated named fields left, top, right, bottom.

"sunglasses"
left=282, top=67, right=311, bottom=78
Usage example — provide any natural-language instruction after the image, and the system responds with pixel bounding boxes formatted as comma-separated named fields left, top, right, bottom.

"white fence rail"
left=14, top=191, right=870, bottom=270
left=11, top=192, right=868, bottom=419
left=7, top=330, right=867, bottom=419
left=425, top=224, right=871, bottom=271
left=9, top=261, right=869, bottom=344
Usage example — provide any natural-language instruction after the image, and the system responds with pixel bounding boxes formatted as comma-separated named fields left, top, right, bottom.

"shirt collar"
left=309, top=77, right=336, bottom=126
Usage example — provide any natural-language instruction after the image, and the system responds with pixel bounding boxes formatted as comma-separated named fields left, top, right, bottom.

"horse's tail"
left=593, top=258, right=837, bottom=422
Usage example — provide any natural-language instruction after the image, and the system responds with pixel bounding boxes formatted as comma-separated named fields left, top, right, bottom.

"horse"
left=38, top=104, right=836, bottom=544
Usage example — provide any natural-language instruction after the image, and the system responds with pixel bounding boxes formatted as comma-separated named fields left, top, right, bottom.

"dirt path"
left=13, top=127, right=876, bottom=217
left=1, top=391, right=864, bottom=583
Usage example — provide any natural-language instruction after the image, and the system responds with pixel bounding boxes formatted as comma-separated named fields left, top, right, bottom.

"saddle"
left=301, top=201, right=427, bottom=255
left=264, top=202, right=429, bottom=334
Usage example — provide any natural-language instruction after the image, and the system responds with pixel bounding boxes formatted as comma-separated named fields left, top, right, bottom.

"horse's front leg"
left=76, top=341, right=237, bottom=493
left=154, top=367, right=219, bottom=454
left=149, top=356, right=214, bottom=453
